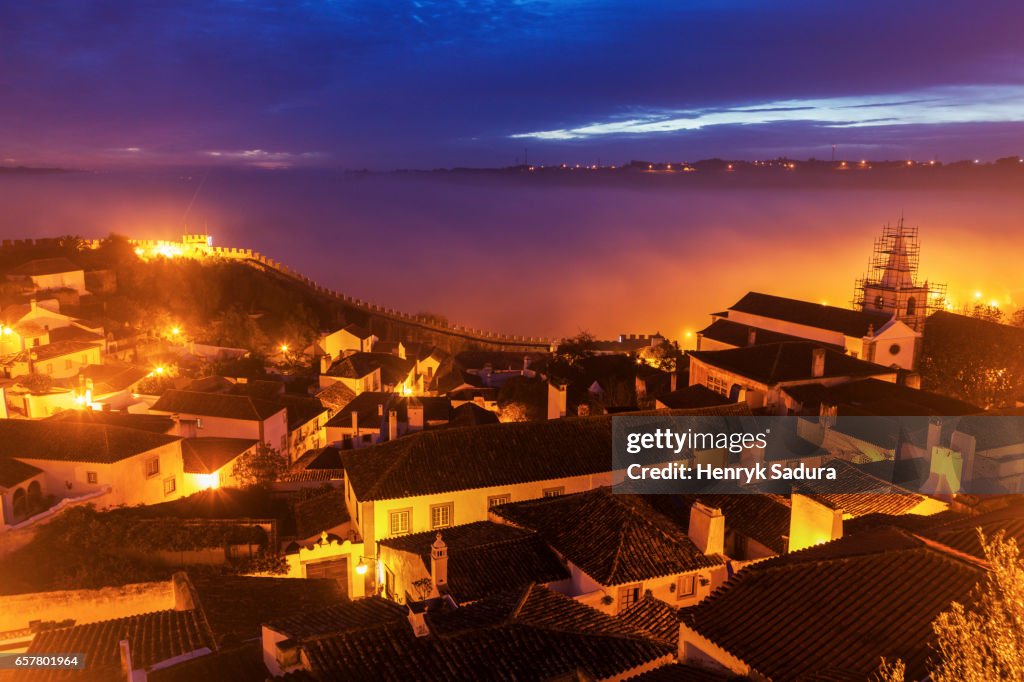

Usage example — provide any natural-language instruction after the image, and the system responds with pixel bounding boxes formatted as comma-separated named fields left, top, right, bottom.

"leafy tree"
left=876, top=531, right=1024, bottom=682
left=970, top=303, right=1004, bottom=324
left=1009, top=308, right=1024, bottom=328
left=636, top=339, right=682, bottom=373
left=231, top=444, right=288, bottom=489
left=554, top=331, right=598, bottom=368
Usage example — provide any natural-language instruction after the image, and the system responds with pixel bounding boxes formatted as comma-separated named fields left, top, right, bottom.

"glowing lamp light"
left=1, top=326, right=11, bottom=336
left=196, top=472, right=220, bottom=490
left=355, top=561, right=369, bottom=576
left=402, top=385, right=413, bottom=396
left=154, top=366, right=165, bottom=375
left=280, top=344, right=289, bottom=353
left=684, top=331, right=693, bottom=338
left=990, top=300, right=1001, bottom=308
left=975, top=291, right=983, bottom=299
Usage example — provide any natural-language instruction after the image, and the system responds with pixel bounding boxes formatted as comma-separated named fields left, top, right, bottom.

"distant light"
left=906, top=160, right=913, bottom=166
left=820, top=300, right=828, bottom=306
left=727, top=164, right=733, bottom=170
left=990, top=300, right=1001, bottom=308
left=196, top=472, right=220, bottom=490
left=975, top=291, right=983, bottom=299
left=684, top=331, right=693, bottom=338
left=171, top=326, right=181, bottom=336
left=154, top=366, right=165, bottom=375
left=280, top=344, right=289, bottom=353
left=1, top=326, right=11, bottom=336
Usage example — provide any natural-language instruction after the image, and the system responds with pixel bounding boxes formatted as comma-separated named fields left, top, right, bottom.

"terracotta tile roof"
left=325, top=352, right=413, bottom=385
left=681, top=528, right=987, bottom=680
left=265, top=596, right=408, bottom=640
left=615, top=593, right=681, bottom=646
left=7, top=257, right=82, bottom=277
left=916, top=501, right=1024, bottom=558
left=75, top=362, right=148, bottom=394
left=626, top=662, right=732, bottom=681
left=0, top=420, right=179, bottom=464
left=314, top=381, right=356, bottom=414
left=0, top=456, right=43, bottom=489
left=151, top=390, right=285, bottom=422
left=293, top=487, right=349, bottom=539
left=23, top=609, right=213, bottom=681
left=343, top=407, right=749, bottom=502
left=689, top=342, right=894, bottom=385
left=448, top=402, right=500, bottom=427
left=699, top=317, right=843, bottom=349
left=782, top=378, right=981, bottom=416
left=179, top=573, right=347, bottom=647
left=492, top=488, right=724, bottom=585
left=325, top=391, right=396, bottom=429
left=380, top=521, right=570, bottom=603
left=794, top=459, right=928, bottom=517
left=146, top=642, right=267, bottom=682
left=301, top=585, right=672, bottom=681
left=47, top=326, right=104, bottom=344
left=9, top=339, right=100, bottom=363
left=729, top=292, right=893, bottom=337
left=181, top=437, right=257, bottom=474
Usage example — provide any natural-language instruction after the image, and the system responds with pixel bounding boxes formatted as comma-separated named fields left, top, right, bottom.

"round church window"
left=889, top=343, right=901, bottom=355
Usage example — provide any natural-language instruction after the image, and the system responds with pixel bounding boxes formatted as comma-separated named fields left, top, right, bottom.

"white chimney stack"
left=811, top=347, right=826, bottom=378
left=688, top=502, right=725, bottom=556
left=388, top=409, right=399, bottom=441
left=431, top=532, right=448, bottom=589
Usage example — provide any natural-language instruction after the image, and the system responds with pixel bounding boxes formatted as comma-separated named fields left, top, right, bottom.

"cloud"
left=203, top=148, right=327, bottom=168
left=511, top=85, right=1024, bottom=140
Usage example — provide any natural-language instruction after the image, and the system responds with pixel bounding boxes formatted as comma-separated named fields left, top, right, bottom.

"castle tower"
left=853, top=218, right=946, bottom=332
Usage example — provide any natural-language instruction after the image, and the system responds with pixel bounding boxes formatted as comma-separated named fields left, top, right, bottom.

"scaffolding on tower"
left=852, top=218, right=946, bottom=332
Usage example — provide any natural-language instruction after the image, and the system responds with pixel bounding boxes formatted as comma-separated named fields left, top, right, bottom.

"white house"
left=149, top=390, right=289, bottom=454
left=6, top=257, right=87, bottom=295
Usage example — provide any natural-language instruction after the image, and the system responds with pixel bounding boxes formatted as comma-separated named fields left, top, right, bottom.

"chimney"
left=351, top=410, right=360, bottom=438
left=811, top=347, right=826, bottom=378
left=431, top=532, right=448, bottom=589
left=29, top=298, right=37, bottom=312
left=547, top=382, right=567, bottom=420
left=378, top=403, right=384, bottom=417
left=320, top=355, right=331, bottom=374
left=408, top=400, right=424, bottom=431
left=747, top=328, right=757, bottom=347
left=119, top=640, right=133, bottom=681
left=670, top=372, right=678, bottom=392
left=388, top=409, right=399, bottom=441
left=789, top=493, right=843, bottom=552
left=926, top=418, right=942, bottom=454
left=523, top=355, right=529, bottom=372
left=687, top=502, right=724, bottom=555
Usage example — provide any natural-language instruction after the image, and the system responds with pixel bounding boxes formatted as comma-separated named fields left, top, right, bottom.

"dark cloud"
left=1, top=0, right=1021, bottom=168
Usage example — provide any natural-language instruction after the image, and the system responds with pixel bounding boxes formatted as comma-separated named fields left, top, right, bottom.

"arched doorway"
left=26, top=480, right=42, bottom=514
left=11, top=487, right=26, bottom=521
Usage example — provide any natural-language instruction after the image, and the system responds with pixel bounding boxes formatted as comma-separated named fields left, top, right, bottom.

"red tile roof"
left=492, top=488, right=724, bottom=585
left=301, top=584, right=672, bottom=681
left=681, top=528, right=987, bottom=680
left=151, top=390, right=285, bottom=422
left=0, top=420, right=179, bottom=464
left=380, top=521, right=570, bottom=603
left=23, top=609, right=213, bottom=681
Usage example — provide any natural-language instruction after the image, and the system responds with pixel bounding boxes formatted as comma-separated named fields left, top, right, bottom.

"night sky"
left=3, top=1, right=1024, bottom=169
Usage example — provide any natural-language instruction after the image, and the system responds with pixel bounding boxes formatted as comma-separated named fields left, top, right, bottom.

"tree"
left=970, top=303, right=1004, bottom=324
left=876, top=531, right=1024, bottom=682
left=554, top=331, right=598, bottom=368
left=231, top=445, right=288, bottom=489
left=636, top=340, right=682, bottom=373
left=1009, top=308, right=1024, bottom=328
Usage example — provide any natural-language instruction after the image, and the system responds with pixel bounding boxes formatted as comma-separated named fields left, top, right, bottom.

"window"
left=163, top=476, right=176, bottom=496
left=677, top=575, right=697, bottom=599
left=706, top=374, right=729, bottom=396
left=86, top=471, right=98, bottom=484
left=874, top=294, right=885, bottom=309
left=906, top=296, right=917, bottom=316
left=618, top=583, right=642, bottom=610
left=389, top=509, right=411, bottom=536
left=488, top=494, right=511, bottom=509
left=542, top=487, right=564, bottom=498
left=889, top=343, right=901, bottom=356
left=145, top=457, right=160, bottom=478
left=430, top=503, right=453, bottom=529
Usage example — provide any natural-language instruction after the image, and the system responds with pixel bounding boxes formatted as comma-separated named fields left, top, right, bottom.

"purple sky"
left=2, top=1, right=1023, bottom=169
